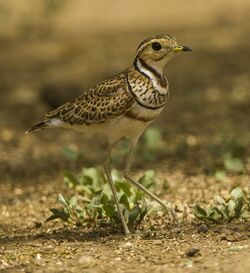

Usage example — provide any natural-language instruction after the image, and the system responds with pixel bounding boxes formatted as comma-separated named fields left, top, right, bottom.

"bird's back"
left=26, top=70, right=135, bottom=134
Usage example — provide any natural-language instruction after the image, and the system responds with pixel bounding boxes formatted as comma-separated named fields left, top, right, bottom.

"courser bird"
left=26, top=34, right=192, bottom=235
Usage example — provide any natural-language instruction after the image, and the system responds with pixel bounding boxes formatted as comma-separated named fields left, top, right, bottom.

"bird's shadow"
left=1, top=221, right=249, bottom=247
left=0, top=222, right=186, bottom=246
left=0, top=225, right=124, bottom=246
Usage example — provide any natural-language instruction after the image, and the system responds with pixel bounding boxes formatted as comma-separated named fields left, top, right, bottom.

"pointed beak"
left=173, top=45, right=192, bottom=53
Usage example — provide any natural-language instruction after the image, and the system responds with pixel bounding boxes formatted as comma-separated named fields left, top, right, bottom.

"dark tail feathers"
left=25, top=121, right=48, bottom=134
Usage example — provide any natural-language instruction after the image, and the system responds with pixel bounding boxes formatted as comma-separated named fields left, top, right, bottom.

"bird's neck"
left=126, top=60, right=169, bottom=110
left=133, top=57, right=168, bottom=93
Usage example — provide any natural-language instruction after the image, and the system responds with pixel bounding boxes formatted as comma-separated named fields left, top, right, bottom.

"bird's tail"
left=25, top=121, right=49, bottom=134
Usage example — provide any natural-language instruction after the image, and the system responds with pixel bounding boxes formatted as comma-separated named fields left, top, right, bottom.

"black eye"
left=152, top=42, right=162, bottom=51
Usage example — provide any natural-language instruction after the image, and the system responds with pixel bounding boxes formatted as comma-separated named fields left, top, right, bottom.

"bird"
left=26, top=34, right=192, bottom=235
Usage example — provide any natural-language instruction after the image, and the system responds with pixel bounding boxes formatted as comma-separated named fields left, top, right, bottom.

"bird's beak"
left=173, top=45, right=192, bottom=53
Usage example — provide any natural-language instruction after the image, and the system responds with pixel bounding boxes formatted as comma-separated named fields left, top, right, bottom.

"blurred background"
left=0, top=0, right=249, bottom=182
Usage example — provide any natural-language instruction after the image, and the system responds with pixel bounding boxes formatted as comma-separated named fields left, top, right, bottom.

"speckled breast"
left=126, top=69, right=169, bottom=111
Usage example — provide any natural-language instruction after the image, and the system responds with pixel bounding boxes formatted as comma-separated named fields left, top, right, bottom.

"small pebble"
left=153, top=240, right=163, bottom=245
left=36, top=253, right=42, bottom=260
left=34, top=221, right=42, bottom=228
left=123, top=242, right=133, bottom=248
left=198, top=224, right=208, bottom=233
left=79, top=255, right=96, bottom=268
left=185, top=248, right=200, bottom=257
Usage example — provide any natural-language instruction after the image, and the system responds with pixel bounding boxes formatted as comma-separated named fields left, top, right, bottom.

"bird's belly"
left=106, top=116, right=151, bottom=142
left=72, top=117, right=148, bottom=142
left=71, top=104, right=164, bottom=143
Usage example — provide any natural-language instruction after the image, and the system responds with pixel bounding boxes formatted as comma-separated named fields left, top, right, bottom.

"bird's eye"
left=152, top=42, right=162, bottom=51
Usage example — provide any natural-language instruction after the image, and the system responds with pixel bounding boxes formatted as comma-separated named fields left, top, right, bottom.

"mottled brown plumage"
left=27, top=66, right=169, bottom=132
left=45, top=73, right=134, bottom=126
left=27, top=34, right=191, bottom=234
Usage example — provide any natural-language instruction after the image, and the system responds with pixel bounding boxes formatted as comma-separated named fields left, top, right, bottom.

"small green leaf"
left=63, top=171, right=80, bottom=186
left=234, top=200, right=244, bottom=218
left=111, top=169, right=124, bottom=182
left=231, top=187, right=245, bottom=200
left=120, top=194, right=130, bottom=210
left=69, top=196, right=77, bottom=209
left=58, top=194, right=69, bottom=208
left=138, top=170, right=156, bottom=189
left=45, top=208, right=69, bottom=222
left=75, top=184, right=93, bottom=195
left=103, top=203, right=116, bottom=218
left=213, top=207, right=226, bottom=222
left=45, top=214, right=61, bottom=222
left=115, top=181, right=132, bottom=196
left=193, top=205, right=207, bottom=218
left=100, top=192, right=109, bottom=205
left=216, top=195, right=226, bottom=205
left=82, top=167, right=103, bottom=187
left=135, top=207, right=148, bottom=228
left=128, top=205, right=141, bottom=227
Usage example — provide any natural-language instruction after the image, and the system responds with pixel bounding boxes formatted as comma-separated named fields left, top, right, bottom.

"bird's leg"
left=123, top=138, right=178, bottom=223
left=104, top=145, right=130, bottom=235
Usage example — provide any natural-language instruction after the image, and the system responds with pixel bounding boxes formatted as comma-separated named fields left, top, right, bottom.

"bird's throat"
left=134, top=58, right=168, bottom=93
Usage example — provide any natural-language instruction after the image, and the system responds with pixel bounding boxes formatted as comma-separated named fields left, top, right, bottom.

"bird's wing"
left=44, top=73, right=135, bottom=126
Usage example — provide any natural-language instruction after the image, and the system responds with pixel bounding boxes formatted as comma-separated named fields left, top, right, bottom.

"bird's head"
left=134, top=34, right=192, bottom=73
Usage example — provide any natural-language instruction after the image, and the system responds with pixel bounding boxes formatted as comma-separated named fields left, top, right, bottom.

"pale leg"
left=124, top=137, right=178, bottom=223
left=104, top=144, right=130, bottom=235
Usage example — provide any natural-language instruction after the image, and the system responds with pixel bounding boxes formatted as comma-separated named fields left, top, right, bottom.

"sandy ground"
left=1, top=174, right=250, bottom=273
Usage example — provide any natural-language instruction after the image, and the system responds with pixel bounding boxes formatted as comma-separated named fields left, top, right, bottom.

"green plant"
left=193, top=187, right=250, bottom=223
left=46, top=168, right=163, bottom=231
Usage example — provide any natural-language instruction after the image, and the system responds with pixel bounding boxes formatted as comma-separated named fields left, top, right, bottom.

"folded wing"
left=26, top=72, right=135, bottom=133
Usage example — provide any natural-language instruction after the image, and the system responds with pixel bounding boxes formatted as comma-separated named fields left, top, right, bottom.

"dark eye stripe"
left=152, top=42, right=162, bottom=51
